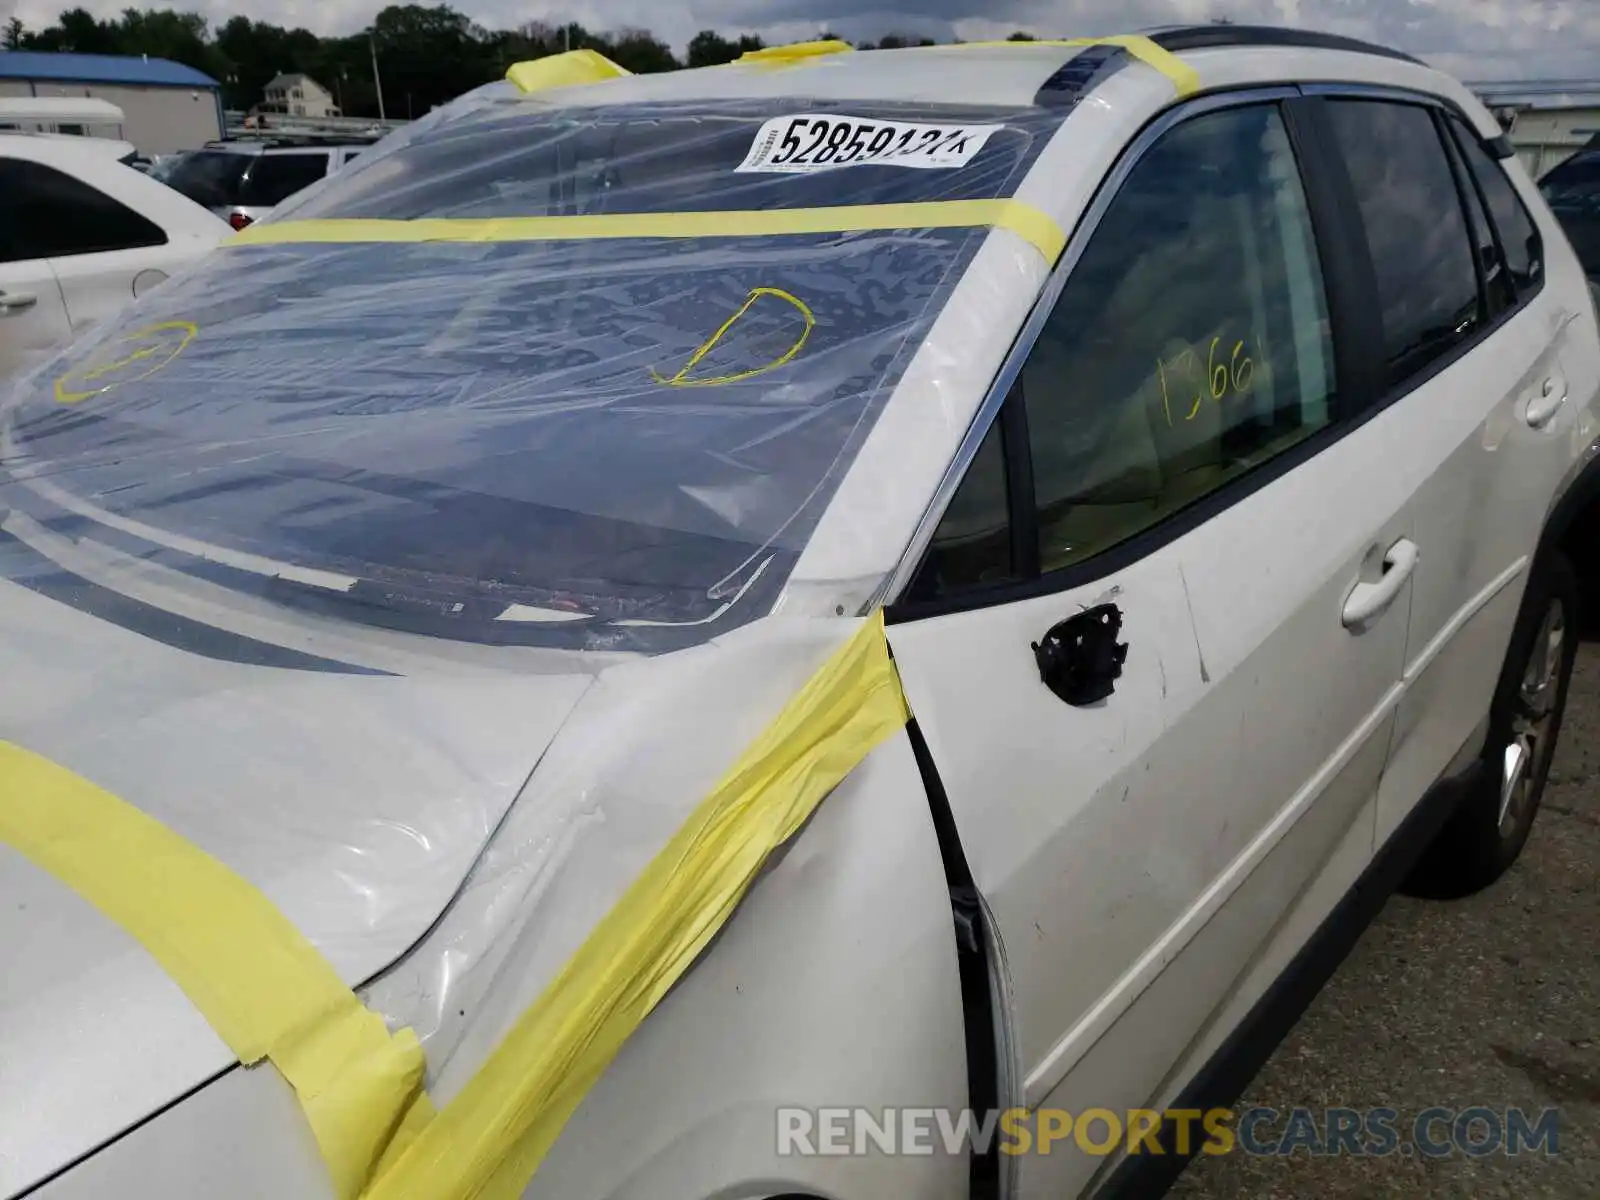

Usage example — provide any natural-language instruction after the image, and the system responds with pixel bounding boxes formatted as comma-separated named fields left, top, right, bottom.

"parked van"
left=0, top=96, right=128, bottom=141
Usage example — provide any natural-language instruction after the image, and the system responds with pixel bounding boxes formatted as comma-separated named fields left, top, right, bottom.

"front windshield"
left=0, top=96, right=1067, bottom=653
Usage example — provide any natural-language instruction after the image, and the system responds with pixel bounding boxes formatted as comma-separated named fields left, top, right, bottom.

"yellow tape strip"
left=505, top=49, right=631, bottom=94
left=0, top=741, right=432, bottom=1200
left=737, top=39, right=855, bottom=68
left=364, top=612, right=910, bottom=1199
left=962, top=34, right=1202, bottom=97
left=1, top=614, right=912, bottom=1199
left=228, top=199, right=1068, bottom=264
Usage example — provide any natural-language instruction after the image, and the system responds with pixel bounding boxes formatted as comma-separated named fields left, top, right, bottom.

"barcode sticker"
left=736, top=114, right=1003, bottom=174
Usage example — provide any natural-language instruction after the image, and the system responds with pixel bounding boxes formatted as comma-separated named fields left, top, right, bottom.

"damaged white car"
left=2, top=25, right=1599, bottom=1200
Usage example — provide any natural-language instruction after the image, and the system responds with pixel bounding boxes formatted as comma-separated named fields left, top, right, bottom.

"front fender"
left=533, top=728, right=970, bottom=1200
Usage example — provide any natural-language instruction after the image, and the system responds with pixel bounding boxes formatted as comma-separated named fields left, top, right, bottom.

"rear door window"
left=238, top=153, right=330, bottom=206
left=1323, top=99, right=1482, bottom=389
left=0, top=156, right=167, bottom=261
left=162, top=149, right=250, bottom=207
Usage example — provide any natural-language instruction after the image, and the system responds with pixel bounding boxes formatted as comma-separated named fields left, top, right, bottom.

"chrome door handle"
left=1526, top=377, right=1568, bottom=429
left=0, top=290, right=38, bottom=316
left=1343, top=538, right=1419, bottom=628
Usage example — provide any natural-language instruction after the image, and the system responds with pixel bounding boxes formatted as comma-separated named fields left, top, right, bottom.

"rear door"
left=1307, top=96, right=1588, bottom=844
left=2, top=155, right=180, bottom=338
left=0, top=156, right=76, bottom=378
left=885, top=92, right=1412, bottom=1198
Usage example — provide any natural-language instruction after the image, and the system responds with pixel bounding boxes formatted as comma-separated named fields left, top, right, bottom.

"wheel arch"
left=1540, top=451, right=1600, bottom=634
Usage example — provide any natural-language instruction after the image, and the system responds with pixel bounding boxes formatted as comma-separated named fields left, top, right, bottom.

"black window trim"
left=1436, top=107, right=1505, bottom=324
left=0, top=154, right=168, bottom=264
left=883, top=78, right=1530, bottom=623
left=1300, top=85, right=1546, bottom=426
left=1442, top=109, right=1546, bottom=309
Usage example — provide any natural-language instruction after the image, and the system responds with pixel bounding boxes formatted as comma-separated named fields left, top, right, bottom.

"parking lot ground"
left=1171, top=646, right=1600, bottom=1199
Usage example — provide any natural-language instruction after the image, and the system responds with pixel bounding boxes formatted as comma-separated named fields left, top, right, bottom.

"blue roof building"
left=0, top=51, right=220, bottom=89
left=0, top=50, right=223, bottom=153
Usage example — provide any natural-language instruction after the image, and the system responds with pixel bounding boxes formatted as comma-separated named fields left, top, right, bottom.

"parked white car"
left=2, top=25, right=1598, bottom=1200
left=0, top=133, right=229, bottom=380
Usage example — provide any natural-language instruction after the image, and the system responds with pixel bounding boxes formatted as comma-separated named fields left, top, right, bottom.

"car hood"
left=0, top=573, right=595, bottom=1196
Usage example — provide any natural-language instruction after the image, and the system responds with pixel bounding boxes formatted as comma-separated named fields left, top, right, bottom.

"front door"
left=885, top=94, right=1413, bottom=1198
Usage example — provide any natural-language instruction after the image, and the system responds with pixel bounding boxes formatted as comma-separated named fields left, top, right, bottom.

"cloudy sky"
left=5, top=0, right=1598, bottom=82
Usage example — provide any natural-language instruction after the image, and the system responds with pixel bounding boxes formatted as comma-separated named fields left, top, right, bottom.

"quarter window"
left=1323, top=100, right=1481, bottom=388
left=1448, top=116, right=1544, bottom=295
left=1440, top=121, right=1515, bottom=317
left=0, top=157, right=167, bottom=263
left=911, top=102, right=1337, bottom=594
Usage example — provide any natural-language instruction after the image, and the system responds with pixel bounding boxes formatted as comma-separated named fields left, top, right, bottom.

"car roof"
left=0, top=130, right=136, bottom=159
left=0, top=131, right=139, bottom=168
left=202, top=139, right=369, bottom=156
left=0, top=131, right=230, bottom=238
left=508, top=27, right=1438, bottom=111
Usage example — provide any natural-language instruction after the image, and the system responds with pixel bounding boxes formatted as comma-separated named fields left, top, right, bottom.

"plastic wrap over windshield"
left=0, top=97, right=1066, bottom=654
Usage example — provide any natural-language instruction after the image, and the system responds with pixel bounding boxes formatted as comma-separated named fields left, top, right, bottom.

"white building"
left=1472, top=80, right=1600, bottom=180
left=0, top=50, right=223, bottom=155
left=261, top=73, right=340, bottom=118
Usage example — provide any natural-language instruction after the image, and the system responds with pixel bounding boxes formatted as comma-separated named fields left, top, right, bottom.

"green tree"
left=25, top=7, right=120, bottom=53
left=686, top=29, right=763, bottom=67
left=3, top=7, right=969, bottom=122
left=608, top=27, right=678, bottom=73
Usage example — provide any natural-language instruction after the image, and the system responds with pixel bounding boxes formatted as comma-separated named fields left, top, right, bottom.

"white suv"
left=160, top=137, right=372, bottom=230
left=0, top=25, right=1596, bottom=1200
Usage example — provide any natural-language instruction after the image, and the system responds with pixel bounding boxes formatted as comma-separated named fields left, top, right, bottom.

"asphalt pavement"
left=1172, top=645, right=1600, bottom=1199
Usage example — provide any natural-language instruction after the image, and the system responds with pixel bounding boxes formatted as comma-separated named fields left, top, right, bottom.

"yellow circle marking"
left=54, top=320, right=198, bottom=406
left=649, top=287, right=815, bottom=389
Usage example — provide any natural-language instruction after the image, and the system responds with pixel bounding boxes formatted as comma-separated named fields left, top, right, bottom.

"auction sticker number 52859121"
left=736, top=114, right=1003, bottom=174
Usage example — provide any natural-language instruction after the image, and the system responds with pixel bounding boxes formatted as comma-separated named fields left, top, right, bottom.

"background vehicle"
left=0, top=133, right=229, bottom=380
left=1540, top=137, right=1600, bottom=281
left=160, top=135, right=375, bottom=229
left=0, top=96, right=129, bottom=142
left=2, top=27, right=1599, bottom=1200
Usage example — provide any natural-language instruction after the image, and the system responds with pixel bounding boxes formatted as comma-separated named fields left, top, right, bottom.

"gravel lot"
left=1172, top=646, right=1600, bottom=1198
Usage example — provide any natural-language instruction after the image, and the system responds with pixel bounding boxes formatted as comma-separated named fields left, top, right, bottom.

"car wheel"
left=1403, top=552, right=1579, bottom=899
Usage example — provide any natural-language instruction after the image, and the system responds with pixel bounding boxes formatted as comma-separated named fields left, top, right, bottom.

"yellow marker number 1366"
left=1157, top=336, right=1256, bottom=426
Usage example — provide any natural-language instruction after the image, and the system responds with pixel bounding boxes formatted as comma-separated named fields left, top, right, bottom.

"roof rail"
left=1142, top=24, right=1423, bottom=66
left=211, top=132, right=379, bottom=148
